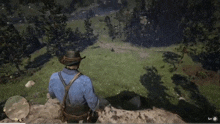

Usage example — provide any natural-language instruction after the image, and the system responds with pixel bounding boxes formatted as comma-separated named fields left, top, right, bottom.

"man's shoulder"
left=49, top=71, right=91, bottom=82
left=79, top=74, right=91, bottom=81
left=50, top=72, right=59, bottom=80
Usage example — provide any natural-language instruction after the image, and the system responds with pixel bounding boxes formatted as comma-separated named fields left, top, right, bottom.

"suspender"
left=58, top=71, right=81, bottom=121
left=58, top=71, right=67, bottom=87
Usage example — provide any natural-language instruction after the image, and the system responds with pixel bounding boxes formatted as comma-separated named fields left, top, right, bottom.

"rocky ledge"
left=0, top=98, right=185, bottom=123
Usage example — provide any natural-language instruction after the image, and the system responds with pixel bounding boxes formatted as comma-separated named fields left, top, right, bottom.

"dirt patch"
left=97, top=42, right=149, bottom=59
left=181, top=64, right=220, bottom=86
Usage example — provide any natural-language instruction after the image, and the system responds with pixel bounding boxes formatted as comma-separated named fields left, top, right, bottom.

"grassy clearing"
left=80, top=43, right=149, bottom=98
left=1, top=32, right=220, bottom=114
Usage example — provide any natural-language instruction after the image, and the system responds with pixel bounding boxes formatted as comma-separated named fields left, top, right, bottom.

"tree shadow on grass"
left=190, top=52, right=220, bottom=72
left=162, top=51, right=182, bottom=72
left=77, top=37, right=98, bottom=52
left=100, top=66, right=220, bottom=122
left=138, top=66, right=219, bottom=122
left=25, top=53, right=52, bottom=69
left=171, top=74, right=219, bottom=123
left=105, top=66, right=172, bottom=110
left=140, top=66, right=172, bottom=107
left=56, top=36, right=98, bottom=58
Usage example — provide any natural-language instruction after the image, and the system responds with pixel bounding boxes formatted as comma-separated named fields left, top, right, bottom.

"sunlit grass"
left=199, top=84, right=220, bottom=112
left=79, top=45, right=149, bottom=98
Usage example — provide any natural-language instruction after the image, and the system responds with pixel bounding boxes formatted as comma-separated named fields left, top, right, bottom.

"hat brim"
left=59, top=56, right=86, bottom=66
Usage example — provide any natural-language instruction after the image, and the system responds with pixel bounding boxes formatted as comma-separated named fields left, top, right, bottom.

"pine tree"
left=36, top=3, right=68, bottom=55
left=0, top=24, right=29, bottom=73
left=104, top=16, right=116, bottom=41
left=84, top=17, right=94, bottom=41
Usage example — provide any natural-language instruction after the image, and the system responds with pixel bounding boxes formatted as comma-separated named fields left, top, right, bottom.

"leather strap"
left=58, top=71, right=81, bottom=122
left=58, top=72, right=66, bottom=87
left=63, top=111, right=88, bottom=120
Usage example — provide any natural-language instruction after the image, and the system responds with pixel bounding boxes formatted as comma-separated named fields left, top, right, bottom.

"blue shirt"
left=48, top=68, right=99, bottom=111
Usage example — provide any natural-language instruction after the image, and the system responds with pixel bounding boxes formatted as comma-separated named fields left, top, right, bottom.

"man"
left=48, top=50, right=100, bottom=123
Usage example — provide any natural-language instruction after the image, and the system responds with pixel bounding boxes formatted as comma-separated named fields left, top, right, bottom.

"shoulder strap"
left=60, top=72, right=81, bottom=108
left=58, top=72, right=67, bottom=87
left=59, top=72, right=81, bottom=122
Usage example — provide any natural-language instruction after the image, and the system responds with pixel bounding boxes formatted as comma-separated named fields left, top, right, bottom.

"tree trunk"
left=119, top=21, right=122, bottom=38
left=47, top=44, right=50, bottom=53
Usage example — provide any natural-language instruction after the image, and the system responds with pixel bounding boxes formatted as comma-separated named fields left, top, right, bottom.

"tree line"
left=1, top=0, right=220, bottom=75
left=103, top=0, right=219, bottom=71
left=0, top=1, right=96, bottom=75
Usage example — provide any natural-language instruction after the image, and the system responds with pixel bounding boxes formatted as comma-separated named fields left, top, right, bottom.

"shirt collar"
left=62, top=68, right=79, bottom=75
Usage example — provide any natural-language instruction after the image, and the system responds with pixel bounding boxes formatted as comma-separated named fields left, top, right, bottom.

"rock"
left=123, top=96, right=141, bottom=110
left=25, top=81, right=35, bottom=88
left=178, top=97, right=186, bottom=101
left=128, top=96, right=141, bottom=108
left=97, top=106, right=185, bottom=123
left=46, top=93, right=51, bottom=99
left=0, top=98, right=185, bottom=123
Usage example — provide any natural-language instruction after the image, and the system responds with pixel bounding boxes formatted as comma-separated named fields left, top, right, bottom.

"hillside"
left=0, top=0, right=220, bottom=123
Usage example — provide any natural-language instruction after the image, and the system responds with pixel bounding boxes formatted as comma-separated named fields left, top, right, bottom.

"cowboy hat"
left=59, top=50, right=86, bottom=66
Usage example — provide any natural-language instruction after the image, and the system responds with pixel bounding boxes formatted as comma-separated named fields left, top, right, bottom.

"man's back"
left=49, top=68, right=99, bottom=113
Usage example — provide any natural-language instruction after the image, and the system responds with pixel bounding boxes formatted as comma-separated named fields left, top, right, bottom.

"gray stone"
left=123, top=96, right=141, bottom=110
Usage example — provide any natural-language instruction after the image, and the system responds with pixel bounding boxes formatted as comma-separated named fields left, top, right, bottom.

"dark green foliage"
left=180, top=0, right=220, bottom=70
left=135, top=0, right=146, bottom=13
left=74, top=27, right=82, bottom=41
left=181, top=0, right=215, bottom=45
left=0, top=18, right=7, bottom=27
left=105, top=16, right=116, bottom=41
left=115, top=8, right=132, bottom=39
left=104, top=16, right=111, bottom=25
left=182, top=0, right=220, bottom=50
left=34, top=3, right=69, bottom=55
left=84, top=18, right=94, bottom=40
left=123, top=6, right=144, bottom=45
left=22, top=25, right=42, bottom=55
left=121, top=0, right=128, bottom=8
left=0, top=24, right=29, bottom=73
